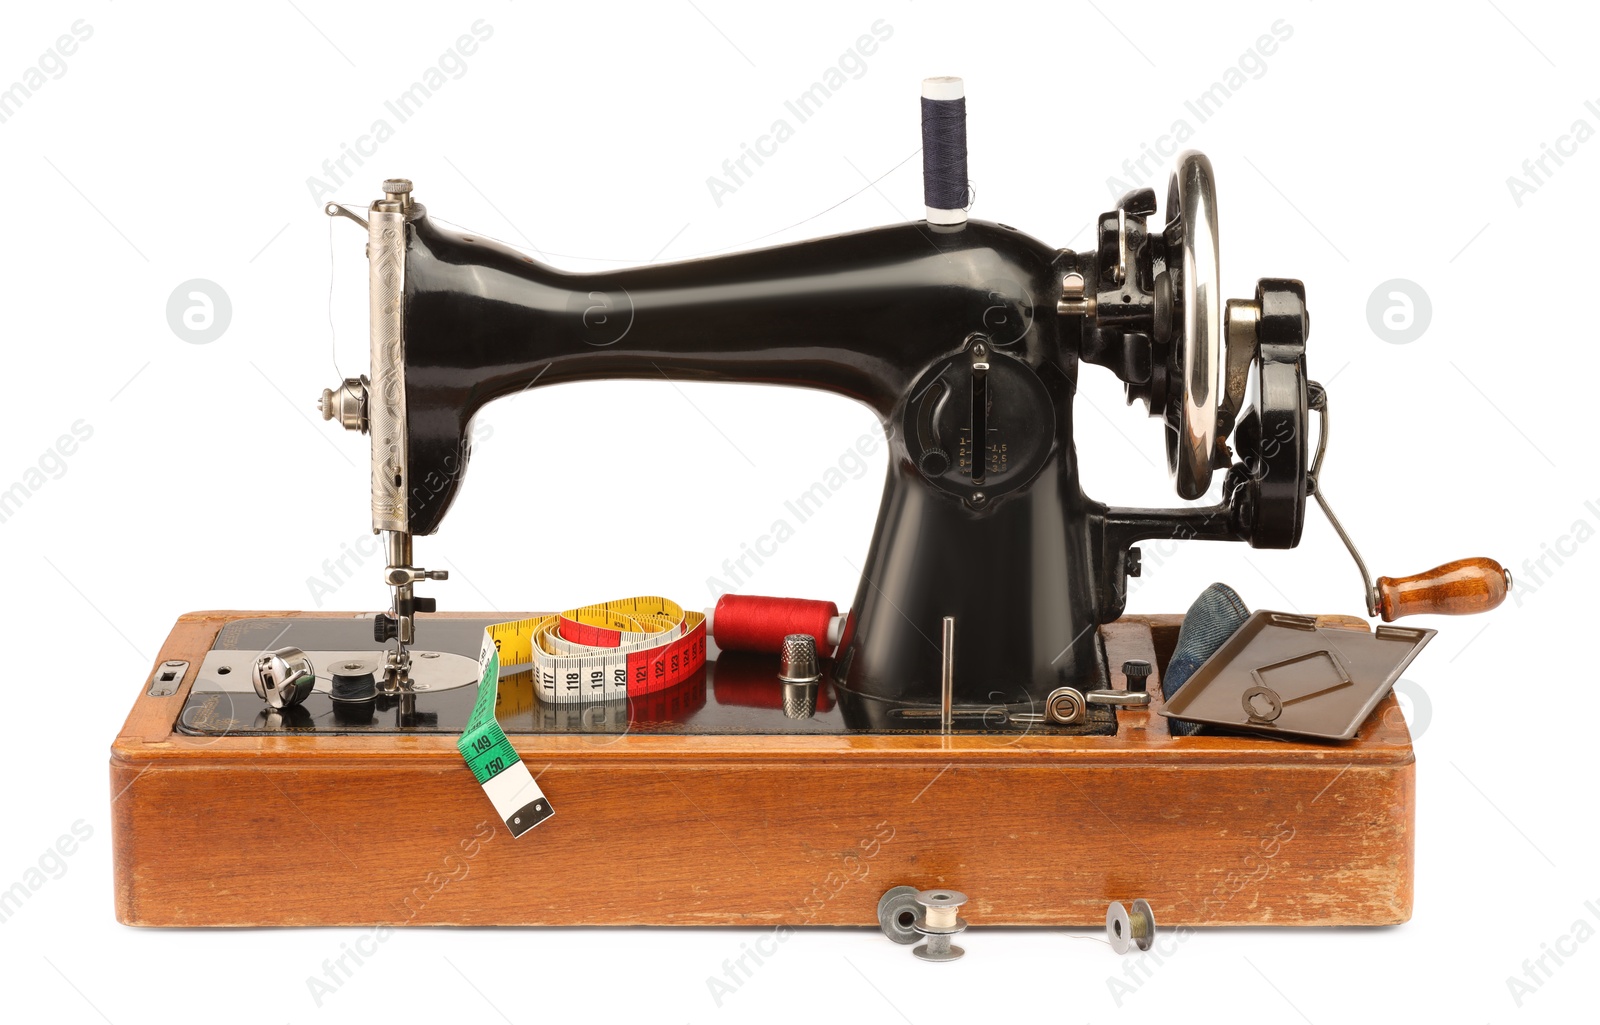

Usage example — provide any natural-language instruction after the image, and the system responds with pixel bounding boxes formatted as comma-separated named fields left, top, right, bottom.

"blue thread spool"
left=921, top=76, right=968, bottom=225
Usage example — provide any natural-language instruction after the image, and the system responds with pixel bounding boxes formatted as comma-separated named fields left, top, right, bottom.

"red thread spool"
left=712, top=594, right=840, bottom=655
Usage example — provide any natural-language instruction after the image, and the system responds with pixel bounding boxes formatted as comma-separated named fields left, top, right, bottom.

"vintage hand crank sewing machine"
left=112, top=79, right=1507, bottom=930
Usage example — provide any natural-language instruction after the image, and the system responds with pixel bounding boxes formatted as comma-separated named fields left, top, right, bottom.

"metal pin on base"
left=940, top=616, right=955, bottom=733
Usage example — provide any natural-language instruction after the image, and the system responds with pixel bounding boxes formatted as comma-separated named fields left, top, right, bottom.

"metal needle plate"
left=196, top=649, right=479, bottom=694
left=1160, top=611, right=1434, bottom=740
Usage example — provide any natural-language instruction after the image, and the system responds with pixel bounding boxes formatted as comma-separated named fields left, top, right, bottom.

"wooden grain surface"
left=1377, top=556, right=1510, bottom=620
left=111, top=610, right=1414, bottom=927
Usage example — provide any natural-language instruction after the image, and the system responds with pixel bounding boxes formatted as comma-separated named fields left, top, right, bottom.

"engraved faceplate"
left=368, top=209, right=408, bottom=532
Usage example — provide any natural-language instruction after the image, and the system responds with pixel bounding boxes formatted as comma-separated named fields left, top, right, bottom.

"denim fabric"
left=1164, top=583, right=1250, bottom=737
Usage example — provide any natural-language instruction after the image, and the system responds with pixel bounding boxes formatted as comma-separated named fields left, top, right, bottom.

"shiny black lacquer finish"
left=399, top=213, right=1246, bottom=704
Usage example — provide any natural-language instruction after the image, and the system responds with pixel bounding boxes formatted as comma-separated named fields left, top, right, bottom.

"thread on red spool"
left=712, top=594, right=840, bottom=655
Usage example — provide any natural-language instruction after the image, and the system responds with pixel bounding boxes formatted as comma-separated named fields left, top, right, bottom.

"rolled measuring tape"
left=458, top=596, right=708, bottom=838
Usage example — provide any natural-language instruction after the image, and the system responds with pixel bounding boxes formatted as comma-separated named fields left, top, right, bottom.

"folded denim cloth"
left=1163, top=583, right=1250, bottom=736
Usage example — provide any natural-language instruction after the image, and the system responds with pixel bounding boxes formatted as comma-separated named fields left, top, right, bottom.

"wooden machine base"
left=111, top=612, right=1414, bottom=927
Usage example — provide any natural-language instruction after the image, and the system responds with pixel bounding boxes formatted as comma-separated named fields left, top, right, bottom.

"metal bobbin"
left=330, top=657, right=380, bottom=702
left=1106, top=899, right=1156, bottom=953
left=912, top=889, right=968, bottom=962
left=877, top=885, right=923, bottom=945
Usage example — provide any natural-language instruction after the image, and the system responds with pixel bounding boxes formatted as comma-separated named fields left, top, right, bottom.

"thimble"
left=778, top=633, right=821, bottom=684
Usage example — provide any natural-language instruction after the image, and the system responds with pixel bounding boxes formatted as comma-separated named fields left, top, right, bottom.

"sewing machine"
left=111, top=80, right=1506, bottom=929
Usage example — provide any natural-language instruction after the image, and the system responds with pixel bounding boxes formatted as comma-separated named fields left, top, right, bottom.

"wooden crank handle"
left=1375, top=557, right=1511, bottom=621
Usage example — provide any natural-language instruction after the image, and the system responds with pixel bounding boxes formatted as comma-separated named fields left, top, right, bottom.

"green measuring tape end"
left=459, top=639, right=553, bottom=838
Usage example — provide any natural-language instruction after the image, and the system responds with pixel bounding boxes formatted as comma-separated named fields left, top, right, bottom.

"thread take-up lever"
left=969, top=340, right=989, bottom=486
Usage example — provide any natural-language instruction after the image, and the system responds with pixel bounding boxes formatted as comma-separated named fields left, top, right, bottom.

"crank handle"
left=1374, top=557, right=1511, bottom=621
left=1305, top=383, right=1510, bottom=621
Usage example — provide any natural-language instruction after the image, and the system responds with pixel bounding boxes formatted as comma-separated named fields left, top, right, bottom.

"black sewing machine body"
left=378, top=185, right=1296, bottom=710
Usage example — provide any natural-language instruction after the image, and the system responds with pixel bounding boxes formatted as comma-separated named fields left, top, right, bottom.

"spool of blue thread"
left=921, top=76, right=968, bottom=225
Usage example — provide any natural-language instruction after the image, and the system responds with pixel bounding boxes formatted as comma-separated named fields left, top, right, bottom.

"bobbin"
left=329, top=656, right=380, bottom=702
left=911, top=889, right=969, bottom=962
left=1106, top=899, right=1156, bottom=954
left=877, top=885, right=923, bottom=945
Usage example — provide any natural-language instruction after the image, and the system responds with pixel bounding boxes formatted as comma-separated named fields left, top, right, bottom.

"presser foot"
left=380, top=647, right=412, bottom=694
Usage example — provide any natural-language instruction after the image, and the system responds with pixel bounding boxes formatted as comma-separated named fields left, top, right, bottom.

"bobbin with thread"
left=911, top=888, right=969, bottom=962
left=1106, top=899, right=1157, bottom=954
left=920, top=76, right=969, bottom=225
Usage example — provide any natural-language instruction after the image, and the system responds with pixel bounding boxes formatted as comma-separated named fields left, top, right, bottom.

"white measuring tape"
left=488, top=595, right=708, bottom=705
left=460, top=596, right=708, bottom=837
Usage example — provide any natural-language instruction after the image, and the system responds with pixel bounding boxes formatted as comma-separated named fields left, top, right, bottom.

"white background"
left=0, top=1, right=1594, bottom=1021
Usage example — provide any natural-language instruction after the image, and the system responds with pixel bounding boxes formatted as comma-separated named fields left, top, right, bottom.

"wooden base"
left=111, top=612, right=1414, bottom=927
